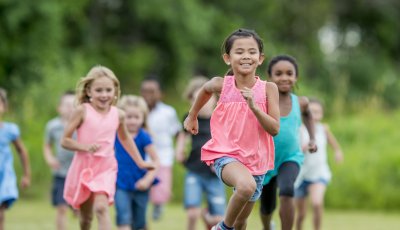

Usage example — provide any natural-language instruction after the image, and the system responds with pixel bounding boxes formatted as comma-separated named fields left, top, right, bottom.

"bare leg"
left=93, top=193, right=112, bottom=230
left=279, top=196, right=295, bottom=230
left=260, top=212, right=273, bottom=230
left=202, top=208, right=223, bottom=229
left=309, top=183, right=326, bottom=230
left=118, top=225, right=131, bottom=230
left=56, top=204, right=69, bottom=230
left=234, top=201, right=255, bottom=230
left=187, top=207, right=201, bottom=230
left=295, top=197, right=307, bottom=230
left=0, top=204, right=6, bottom=230
left=220, top=162, right=256, bottom=228
left=79, top=195, right=94, bottom=230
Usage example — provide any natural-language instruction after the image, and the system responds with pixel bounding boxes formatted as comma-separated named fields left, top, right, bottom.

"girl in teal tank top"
left=259, top=55, right=317, bottom=230
left=263, top=93, right=303, bottom=184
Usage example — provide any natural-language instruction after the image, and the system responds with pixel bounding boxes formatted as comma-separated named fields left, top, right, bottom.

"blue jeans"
left=184, top=171, right=226, bottom=215
left=115, top=188, right=149, bottom=229
left=214, top=156, right=265, bottom=202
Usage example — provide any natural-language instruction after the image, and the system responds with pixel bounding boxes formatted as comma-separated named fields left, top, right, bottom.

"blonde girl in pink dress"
left=184, top=28, right=280, bottom=230
left=61, top=66, right=155, bottom=230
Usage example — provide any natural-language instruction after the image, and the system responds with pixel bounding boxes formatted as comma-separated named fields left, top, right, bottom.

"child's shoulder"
left=1, top=121, right=20, bottom=137
left=2, top=121, right=19, bottom=130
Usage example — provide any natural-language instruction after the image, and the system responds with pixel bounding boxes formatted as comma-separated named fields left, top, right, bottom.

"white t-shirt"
left=295, top=123, right=331, bottom=186
left=147, top=102, right=182, bottom=166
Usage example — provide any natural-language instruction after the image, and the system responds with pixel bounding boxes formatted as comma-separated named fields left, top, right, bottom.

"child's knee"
left=279, top=184, right=295, bottom=197
left=93, top=202, right=109, bottom=216
left=236, top=179, right=257, bottom=199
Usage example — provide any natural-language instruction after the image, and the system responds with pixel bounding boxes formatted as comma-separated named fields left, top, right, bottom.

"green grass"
left=4, top=198, right=400, bottom=230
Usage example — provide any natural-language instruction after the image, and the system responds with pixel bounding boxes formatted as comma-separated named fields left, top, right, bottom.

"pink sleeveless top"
left=63, top=103, right=120, bottom=209
left=201, top=76, right=275, bottom=175
left=77, top=103, right=119, bottom=157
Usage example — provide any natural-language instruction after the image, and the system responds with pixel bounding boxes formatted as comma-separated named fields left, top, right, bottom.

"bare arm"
left=13, top=138, right=31, bottom=188
left=117, top=109, right=155, bottom=169
left=299, top=96, right=317, bottom=153
left=241, top=82, right=280, bottom=135
left=43, top=142, right=60, bottom=170
left=175, top=131, right=190, bottom=163
left=135, top=144, right=160, bottom=191
left=61, top=105, right=95, bottom=152
left=184, top=77, right=223, bottom=134
left=324, top=124, right=344, bottom=163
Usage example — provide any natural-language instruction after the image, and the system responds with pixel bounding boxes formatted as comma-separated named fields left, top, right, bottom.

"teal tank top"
left=263, top=94, right=304, bottom=185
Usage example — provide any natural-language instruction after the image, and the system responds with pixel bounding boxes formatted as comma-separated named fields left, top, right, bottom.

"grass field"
left=4, top=198, right=400, bottom=230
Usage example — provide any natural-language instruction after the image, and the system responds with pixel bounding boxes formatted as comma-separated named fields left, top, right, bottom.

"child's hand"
left=86, top=144, right=101, bottom=153
left=135, top=178, right=151, bottom=191
left=20, top=175, right=30, bottom=189
left=47, top=157, right=60, bottom=170
left=335, top=150, right=344, bottom=163
left=240, top=87, right=255, bottom=109
left=308, top=140, right=318, bottom=153
left=184, top=115, right=199, bottom=135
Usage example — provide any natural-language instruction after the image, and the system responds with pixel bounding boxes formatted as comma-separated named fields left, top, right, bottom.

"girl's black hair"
left=267, top=54, right=299, bottom=77
left=222, top=28, right=264, bottom=55
left=222, top=28, right=264, bottom=76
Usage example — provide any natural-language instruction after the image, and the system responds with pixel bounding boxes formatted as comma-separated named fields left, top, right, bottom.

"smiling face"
left=223, top=37, right=264, bottom=76
left=86, top=76, right=116, bottom=112
left=269, top=60, right=297, bottom=93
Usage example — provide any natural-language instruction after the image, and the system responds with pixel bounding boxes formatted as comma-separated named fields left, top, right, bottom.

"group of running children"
left=0, top=28, right=343, bottom=230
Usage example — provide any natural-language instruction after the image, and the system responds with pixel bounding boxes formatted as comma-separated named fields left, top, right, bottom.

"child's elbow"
left=61, top=139, right=68, bottom=149
left=270, top=124, right=280, bottom=136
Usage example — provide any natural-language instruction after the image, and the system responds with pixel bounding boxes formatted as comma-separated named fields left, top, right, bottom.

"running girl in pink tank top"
left=61, top=66, right=155, bottom=230
left=184, top=29, right=280, bottom=230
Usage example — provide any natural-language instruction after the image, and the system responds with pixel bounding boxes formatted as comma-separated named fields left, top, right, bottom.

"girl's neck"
left=128, top=130, right=139, bottom=138
left=234, top=74, right=257, bottom=89
left=89, top=103, right=111, bottom=114
left=279, top=91, right=292, bottom=98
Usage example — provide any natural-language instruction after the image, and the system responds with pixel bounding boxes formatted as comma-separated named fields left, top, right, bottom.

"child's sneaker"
left=211, top=221, right=234, bottom=230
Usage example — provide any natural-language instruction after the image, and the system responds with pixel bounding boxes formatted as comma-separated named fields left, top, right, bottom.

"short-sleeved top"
left=0, top=122, right=20, bottom=207
left=44, top=117, right=75, bottom=177
left=115, top=128, right=159, bottom=191
left=182, top=114, right=216, bottom=177
left=201, top=75, right=275, bottom=175
left=296, top=123, right=331, bottom=184
left=147, top=102, right=182, bottom=167
left=263, top=93, right=304, bottom=185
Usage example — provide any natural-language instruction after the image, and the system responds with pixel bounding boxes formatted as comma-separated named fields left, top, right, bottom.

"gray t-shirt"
left=44, top=117, right=75, bottom=177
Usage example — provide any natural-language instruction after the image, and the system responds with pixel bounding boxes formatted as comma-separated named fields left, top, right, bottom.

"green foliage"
left=325, top=109, right=400, bottom=210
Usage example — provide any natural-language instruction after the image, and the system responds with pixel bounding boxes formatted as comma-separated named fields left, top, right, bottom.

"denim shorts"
left=115, top=188, right=150, bottom=229
left=51, top=176, right=67, bottom=206
left=184, top=171, right=226, bottom=215
left=294, top=179, right=329, bottom=198
left=214, top=156, right=265, bottom=202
